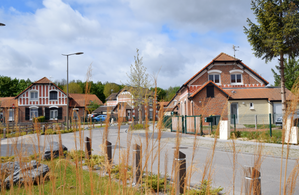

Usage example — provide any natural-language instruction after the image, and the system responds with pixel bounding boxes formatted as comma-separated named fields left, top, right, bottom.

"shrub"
left=33, top=116, right=45, bottom=122
left=188, top=180, right=223, bottom=195
left=231, top=131, right=241, bottom=138
left=143, top=174, right=166, bottom=192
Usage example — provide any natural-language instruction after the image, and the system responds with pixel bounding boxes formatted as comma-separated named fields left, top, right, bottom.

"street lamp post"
left=62, top=52, right=84, bottom=130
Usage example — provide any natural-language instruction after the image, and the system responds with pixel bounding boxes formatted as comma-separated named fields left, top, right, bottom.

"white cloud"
left=0, top=0, right=277, bottom=90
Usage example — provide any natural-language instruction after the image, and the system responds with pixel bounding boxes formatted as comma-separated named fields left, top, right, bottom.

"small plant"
left=67, top=150, right=86, bottom=160
left=111, top=164, right=132, bottom=180
left=231, top=131, right=241, bottom=138
left=83, top=155, right=105, bottom=168
left=188, top=180, right=223, bottom=195
left=143, top=174, right=167, bottom=192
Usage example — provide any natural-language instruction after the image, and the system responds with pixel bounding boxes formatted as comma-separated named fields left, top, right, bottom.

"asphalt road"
left=1, top=125, right=298, bottom=194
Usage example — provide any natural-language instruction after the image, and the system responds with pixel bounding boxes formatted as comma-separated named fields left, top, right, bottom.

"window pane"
left=209, top=75, right=214, bottom=81
left=214, top=75, right=219, bottom=83
left=231, top=75, right=235, bottom=83
left=50, top=91, right=57, bottom=100
left=31, top=92, right=38, bottom=99
left=237, top=74, right=241, bottom=83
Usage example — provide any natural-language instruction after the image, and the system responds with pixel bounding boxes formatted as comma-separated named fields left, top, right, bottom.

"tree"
left=86, top=101, right=101, bottom=113
left=150, top=87, right=166, bottom=102
left=127, top=49, right=151, bottom=124
left=165, top=86, right=180, bottom=102
left=103, top=83, right=120, bottom=98
left=244, top=0, right=299, bottom=114
left=272, top=57, right=299, bottom=90
left=63, top=82, right=83, bottom=94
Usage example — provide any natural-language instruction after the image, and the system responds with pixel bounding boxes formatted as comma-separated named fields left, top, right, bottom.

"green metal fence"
left=171, top=115, right=203, bottom=135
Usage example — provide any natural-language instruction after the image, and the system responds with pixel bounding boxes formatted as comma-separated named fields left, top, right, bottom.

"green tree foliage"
left=272, top=57, right=299, bottom=90
left=86, top=100, right=101, bottom=113
left=63, top=82, right=83, bottom=94
left=165, top=86, right=180, bottom=102
left=0, top=76, right=32, bottom=97
left=127, top=49, right=151, bottom=124
left=103, top=83, right=120, bottom=98
left=150, top=87, right=166, bottom=102
left=244, top=0, right=299, bottom=114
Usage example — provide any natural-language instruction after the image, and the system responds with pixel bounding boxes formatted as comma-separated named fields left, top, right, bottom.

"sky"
left=0, top=0, right=279, bottom=89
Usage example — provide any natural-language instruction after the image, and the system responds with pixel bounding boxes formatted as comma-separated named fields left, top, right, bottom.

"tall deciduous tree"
left=63, top=82, right=83, bottom=94
left=272, top=57, right=299, bottom=90
left=103, top=83, right=120, bottom=98
left=127, top=49, right=151, bottom=124
left=244, top=0, right=299, bottom=114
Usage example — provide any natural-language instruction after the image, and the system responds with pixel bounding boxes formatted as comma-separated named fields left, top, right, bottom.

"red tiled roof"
left=189, top=80, right=229, bottom=98
left=0, top=97, right=17, bottom=107
left=69, top=93, right=103, bottom=107
left=224, top=88, right=294, bottom=101
left=184, top=52, right=269, bottom=86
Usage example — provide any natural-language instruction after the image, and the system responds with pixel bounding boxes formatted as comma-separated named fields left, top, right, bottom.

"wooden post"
left=255, top=115, right=257, bottom=130
left=134, top=144, right=142, bottom=185
left=42, top=125, right=45, bottom=134
left=106, top=140, right=112, bottom=164
left=175, top=151, right=186, bottom=195
left=85, top=137, right=92, bottom=159
left=3, top=128, right=6, bottom=139
left=244, top=166, right=261, bottom=195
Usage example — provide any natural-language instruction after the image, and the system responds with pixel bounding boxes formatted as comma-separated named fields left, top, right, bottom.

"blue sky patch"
left=2, top=0, right=43, bottom=13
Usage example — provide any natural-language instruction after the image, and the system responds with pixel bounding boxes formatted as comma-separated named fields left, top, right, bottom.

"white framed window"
left=30, top=91, right=38, bottom=100
left=9, top=109, right=14, bottom=121
left=49, top=91, right=58, bottom=100
left=30, top=108, right=38, bottom=120
left=231, top=74, right=242, bottom=84
left=50, top=109, right=58, bottom=120
left=209, top=74, right=220, bottom=84
left=250, top=103, right=254, bottom=110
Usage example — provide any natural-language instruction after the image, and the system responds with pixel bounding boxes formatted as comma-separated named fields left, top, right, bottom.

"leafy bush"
left=33, top=116, right=45, bottom=122
left=133, top=123, right=149, bottom=130
left=111, top=164, right=132, bottom=180
left=83, top=155, right=105, bottom=168
left=143, top=174, right=166, bottom=192
left=231, top=131, right=241, bottom=138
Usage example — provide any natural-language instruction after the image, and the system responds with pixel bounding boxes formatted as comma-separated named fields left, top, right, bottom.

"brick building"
left=94, top=88, right=158, bottom=121
left=166, top=53, right=294, bottom=125
left=0, top=77, right=102, bottom=123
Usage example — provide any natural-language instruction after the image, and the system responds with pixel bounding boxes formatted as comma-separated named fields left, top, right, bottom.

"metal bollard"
left=3, top=128, right=6, bottom=139
left=85, top=137, right=92, bottom=159
left=106, top=141, right=112, bottom=164
left=175, top=151, right=186, bottom=195
left=133, top=144, right=142, bottom=185
left=42, top=125, right=45, bottom=134
left=244, top=166, right=261, bottom=195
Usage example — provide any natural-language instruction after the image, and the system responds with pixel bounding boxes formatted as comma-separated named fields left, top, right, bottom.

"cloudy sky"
left=0, top=0, right=278, bottom=89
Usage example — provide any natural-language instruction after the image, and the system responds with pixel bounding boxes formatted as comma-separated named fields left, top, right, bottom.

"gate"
left=171, top=115, right=202, bottom=135
left=171, top=116, right=184, bottom=133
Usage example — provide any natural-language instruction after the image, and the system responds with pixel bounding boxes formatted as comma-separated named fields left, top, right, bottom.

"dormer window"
left=229, top=70, right=243, bottom=85
left=208, top=70, right=222, bottom=84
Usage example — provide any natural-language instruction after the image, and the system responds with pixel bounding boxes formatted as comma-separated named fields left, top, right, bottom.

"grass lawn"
left=3, top=158, right=137, bottom=195
left=232, top=129, right=282, bottom=143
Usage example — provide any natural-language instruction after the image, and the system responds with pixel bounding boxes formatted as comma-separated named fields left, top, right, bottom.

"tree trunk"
left=280, top=52, right=286, bottom=115
left=139, top=104, right=142, bottom=124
